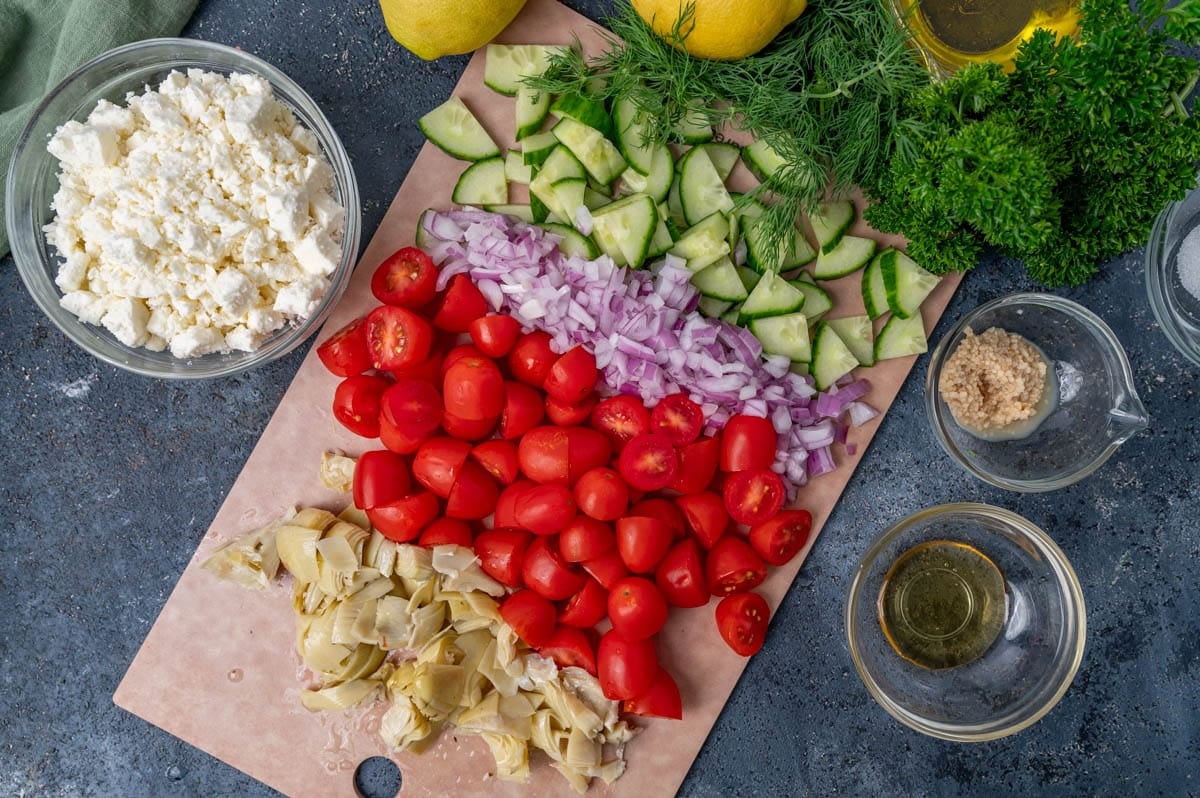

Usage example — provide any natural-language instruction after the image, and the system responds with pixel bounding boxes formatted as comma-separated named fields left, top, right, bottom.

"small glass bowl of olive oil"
left=846, top=503, right=1086, bottom=741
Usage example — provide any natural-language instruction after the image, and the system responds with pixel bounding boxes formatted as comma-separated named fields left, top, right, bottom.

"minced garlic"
left=938, top=327, right=1049, bottom=433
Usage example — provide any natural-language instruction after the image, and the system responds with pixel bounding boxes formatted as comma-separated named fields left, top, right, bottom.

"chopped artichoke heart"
left=338, top=505, right=371, bottom=532
left=456, top=692, right=534, bottom=740
left=479, top=640, right=523, bottom=697
left=291, top=507, right=339, bottom=531
left=320, top=452, right=357, bottom=493
left=393, top=545, right=433, bottom=581
left=407, top=602, right=446, bottom=650
left=348, top=576, right=397, bottom=605
left=350, top=598, right=380, bottom=646
left=495, top=624, right=527, bottom=680
left=201, top=518, right=282, bottom=589
left=417, top=634, right=462, bottom=666
left=430, top=544, right=478, bottom=576
left=324, top=519, right=370, bottom=555
left=300, top=678, right=380, bottom=711
left=481, top=732, right=530, bottom=782
left=362, top=530, right=397, bottom=576
left=412, top=663, right=465, bottom=720
left=531, top=709, right=570, bottom=762
left=379, top=694, right=433, bottom=750
left=406, top=578, right=437, bottom=610
left=565, top=725, right=601, bottom=770
left=543, top=680, right=604, bottom=739
left=275, top=524, right=323, bottom=585
left=331, top=598, right=364, bottom=646
left=441, top=564, right=506, bottom=597
left=552, top=762, right=593, bottom=796
left=373, top=596, right=413, bottom=649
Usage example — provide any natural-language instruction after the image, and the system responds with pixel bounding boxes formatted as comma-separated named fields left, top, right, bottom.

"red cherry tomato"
left=582, top=550, right=630, bottom=590
left=379, top=378, right=442, bottom=440
left=669, top=434, right=722, bottom=495
left=538, top=626, right=597, bottom=675
left=366, top=491, right=439, bottom=542
left=545, top=392, right=598, bottom=426
left=500, top=590, right=557, bottom=647
left=431, top=274, right=488, bottom=333
left=418, top=518, right=474, bottom=548
left=474, top=527, right=531, bottom=586
left=705, top=537, right=767, bottom=596
left=749, top=509, right=813, bottom=566
left=559, top=516, right=615, bottom=562
left=522, top=537, right=586, bottom=600
left=543, top=345, right=598, bottom=403
left=518, top=426, right=570, bottom=484
left=623, top=667, right=683, bottom=720
left=411, top=437, right=471, bottom=497
left=317, top=316, right=372, bottom=377
left=650, top=394, right=704, bottom=446
left=499, top=381, right=545, bottom=440
left=443, top=358, right=504, bottom=422
left=655, top=538, right=710, bottom=608
left=616, top=516, right=674, bottom=574
left=628, top=498, right=687, bottom=539
left=607, top=576, right=668, bottom=640
left=565, top=426, right=612, bottom=483
left=675, top=491, right=729, bottom=549
left=332, top=375, right=390, bottom=438
left=716, top=591, right=771, bottom=656
left=559, top=578, right=609, bottom=629
left=508, top=330, right=557, bottom=388
left=441, top=411, right=496, bottom=441
left=597, top=631, right=658, bottom=701
left=468, top=314, right=521, bottom=358
left=723, top=468, right=786, bottom=526
left=720, top=415, right=777, bottom=472
left=470, top=440, right=519, bottom=485
left=494, top=480, right=534, bottom=529
left=514, top=484, right=577, bottom=535
left=573, top=467, right=629, bottom=521
left=590, top=394, right=651, bottom=451
left=618, top=433, right=679, bottom=492
left=371, top=247, right=438, bottom=308
left=378, top=412, right=426, bottom=454
left=445, top=460, right=499, bottom=520
left=352, top=450, right=412, bottom=510
left=441, top=344, right=488, bottom=376
left=364, top=305, right=434, bottom=372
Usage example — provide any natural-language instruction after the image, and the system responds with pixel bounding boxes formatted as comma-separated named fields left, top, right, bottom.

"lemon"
left=378, top=0, right=528, bottom=61
left=631, top=0, right=809, bottom=60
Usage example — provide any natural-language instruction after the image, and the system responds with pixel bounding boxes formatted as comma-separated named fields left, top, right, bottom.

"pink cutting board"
left=114, top=1, right=961, bottom=795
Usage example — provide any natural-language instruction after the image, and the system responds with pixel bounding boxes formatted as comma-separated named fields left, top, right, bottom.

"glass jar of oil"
left=888, top=0, right=1080, bottom=76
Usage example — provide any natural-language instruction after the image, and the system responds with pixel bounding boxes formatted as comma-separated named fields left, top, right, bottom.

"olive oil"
left=890, top=0, right=1080, bottom=75
left=877, top=540, right=1007, bottom=670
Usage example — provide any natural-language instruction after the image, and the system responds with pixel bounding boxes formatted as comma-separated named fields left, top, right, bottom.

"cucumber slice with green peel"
left=584, top=187, right=611, bottom=210
left=737, top=265, right=761, bottom=292
left=809, top=199, right=855, bottom=254
left=551, top=177, right=588, bottom=229
left=535, top=145, right=586, bottom=182
left=862, top=252, right=889, bottom=320
left=824, top=315, right=875, bottom=367
left=551, top=93, right=616, bottom=141
left=504, top=150, right=532, bottom=184
left=590, top=193, right=658, bottom=268
left=789, top=361, right=810, bottom=378
left=484, top=44, right=567, bottom=95
left=647, top=217, right=675, bottom=259
left=669, top=212, right=731, bottom=268
left=881, top=249, right=940, bottom=319
left=750, top=312, right=813, bottom=363
left=530, top=193, right=550, bottom=223
left=697, top=296, right=733, bottom=318
left=679, top=146, right=735, bottom=226
left=618, top=144, right=674, bottom=202
left=790, top=279, right=833, bottom=324
left=739, top=272, right=806, bottom=322
left=419, top=97, right=499, bottom=161
left=485, top=204, right=535, bottom=223
left=793, top=270, right=815, bottom=284
left=784, top=230, right=817, bottom=270
left=701, top=142, right=741, bottom=181
left=666, top=175, right=686, bottom=229
left=743, top=219, right=815, bottom=273
left=691, top=258, right=749, bottom=302
left=452, top=156, right=507, bottom=205
left=515, top=87, right=551, bottom=140
left=812, top=234, right=876, bottom=280
left=810, top=321, right=861, bottom=390
left=415, top=208, right=433, bottom=250
left=671, top=106, right=713, bottom=144
left=541, top=222, right=601, bottom=259
left=613, top=96, right=655, bottom=175
left=720, top=304, right=742, bottom=325
left=874, top=312, right=929, bottom=361
left=522, top=132, right=560, bottom=166
left=552, top=117, right=627, bottom=185
left=742, top=139, right=787, bottom=182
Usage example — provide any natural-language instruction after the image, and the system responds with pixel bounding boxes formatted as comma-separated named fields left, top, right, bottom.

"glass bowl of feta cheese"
left=6, top=38, right=361, bottom=378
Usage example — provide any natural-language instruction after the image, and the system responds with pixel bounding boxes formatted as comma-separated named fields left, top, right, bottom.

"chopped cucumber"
left=529, top=146, right=586, bottom=219
left=742, top=139, right=787, bottom=182
left=862, top=252, right=889, bottom=320
left=790, top=279, right=833, bottom=324
left=584, top=187, right=611, bottom=210
left=613, top=96, right=655, bottom=175
left=720, top=304, right=743, bottom=325
left=743, top=218, right=815, bottom=273
left=415, top=208, right=433, bottom=250
left=504, top=150, right=532, bottom=184
left=739, top=272, right=806, bottom=322
left=551, top=93, right=616, bottom=141
left=419, top=96, right=499, bottom=161
left=541, top=222, right=601, bottom=259
left=485, top=204, right=535, bottom=223
left=874, top=312, right=929, bottom=361
left=483, top=44, right=566, bottom=95
left=737, top=265, right=761, bottom=292
left=550, top=177, right=587, bottom=230
left=515, top=87, right=550, bottom=140
left=552, top=117, right=627, bottom=185
left=810, top=322, right=860, bottom=390
left=618, top=144, right=674, bottom=203
left=530, top=193, right=550, bottom=223
left=881, top=249, right=940, bottom=319
left=789, top=361, right=811, bottom=378
left=452, top=156, right=507, bottom=205
left=669, top=212, right=730, bottom=270
left=666, top=175, right=687, bottom=229
left=590, top=193, right=658, bottom=268
left=697, top=296, right=733, bottom=318
left=522, top=132, right=560, bottom=167
left=671, top=106, right=713, bottom=143
left=679, top=146, right=735, bottom=226
left=812, top=234, right=876, bottom=280
left=824, top=315, right=875, bottom=366
left=701, top=142, right=741, bottom=181
left=809, top=199, right=855, bottom=254
left=750, top=312, right=812, bottom=363
left=793, top=270, right=815, bottom=284
left=647, top=217, right=675, bottom=259
left=691, top=257, right=749, bottom=302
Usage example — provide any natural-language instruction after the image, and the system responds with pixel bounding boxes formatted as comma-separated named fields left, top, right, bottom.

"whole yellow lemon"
left=379, top=0, right=528, bottom=61
left=631, top=0, right=809, bottom=60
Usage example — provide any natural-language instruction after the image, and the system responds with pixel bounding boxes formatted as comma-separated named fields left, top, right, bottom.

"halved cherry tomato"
left=378, top=412, right=425, bottom=454
left=749, top=509, right=813, bottom=566
left=364, top=305, right=434, bottom=372
left=522, top=537, right=586, bottom=600
left=668, top=434, right=722, bottom=495
left=367, top=491, right=439, bottom=542
left=608, top=577, right=668, bottom=640
left=468, top=314, right=521, bottom=358
left=411, top=437, right=471, bottom=497
left=371, top=247, right=437, bottom=308
left=597, top=631, right=658, bottom=701
left=494, top=479, right=535, bottom=529
left=650, top=394, right=704, bottom=446
left=723, top=468, right=786, bottom=526
left=418, top=518, right=473, bottom=548
left=559, top=578, right=608, bottom=628
left=379, top=378, right=442, bottom=440
left=499, top=381, right=545, bottom=440
left=559, top=516, right=615, bottom=562
left=616, top=516, right=674, bottom=574
left=629, top=498, right=686, bottom=539
left=518, top=426, right=569, bottom=484
left=675, top=492, right=728, bottom=549
left=317, top=316, right=372, bottom=377
left=716, top=591, right=770, bottom=656
left=623, top=667, right=682, bottom=720
left=582, top=550, right=629, bottom=590
left=539, top=626, right=597, bottom=675
left=543, top=345, right=597, bottom=403
left=500, top=590, right=557, bottom=647
left=590, top=395, right=651, bottom=451
left=470, top=440, right=519, bottom=485
left=445, top=460, right=498, bottom=520
left=474, top=527, right=531, bottom=586
left=333, top=375, right=390, bottom=438
left=573, top=467, right=629, bottom=521
left=443, top=358, right=504, bottom=421
left=514, top=484, right=577, bottom=535
left=618, top=433, right=679, bottom=491
left=441, top=344, right=488, bottom=376
left=705, top=537, right=767, bottom=596
left=352, top=450, right=412, bottom=510
left=720, top=415, right=777, bottom=472
left=565, top=427, right=612, bottom=483
left=441, top=410, right=496, bottom=441
left=431, top=274, right=487, bottom=333
left=508, top=330, right=557, bottom=387
left=545, top=392, right=598, bottom=426
left=655, top=538, right=710, bottom=608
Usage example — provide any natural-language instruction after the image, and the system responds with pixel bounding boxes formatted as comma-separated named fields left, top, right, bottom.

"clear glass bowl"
left=6, top=38, right=361, bottom=379
left=846, top=503, right=1087, bottom=742
left=1145, top=177, right=1200, bottom=367
left=925, top=293, right=1149, bottom=492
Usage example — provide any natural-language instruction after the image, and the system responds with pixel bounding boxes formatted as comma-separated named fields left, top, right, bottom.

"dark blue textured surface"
left=1, top=1, right=1197, bottom=796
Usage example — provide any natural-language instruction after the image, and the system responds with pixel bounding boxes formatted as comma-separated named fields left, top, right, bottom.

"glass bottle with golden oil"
left=888, top=0, right=1081, bottom=75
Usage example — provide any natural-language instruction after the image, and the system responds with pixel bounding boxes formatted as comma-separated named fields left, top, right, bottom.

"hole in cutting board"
left=354, top=756, right=402, bottom=798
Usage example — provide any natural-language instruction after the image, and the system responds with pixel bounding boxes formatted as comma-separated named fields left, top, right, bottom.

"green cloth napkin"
left=0, top=0, right=198, bottom=257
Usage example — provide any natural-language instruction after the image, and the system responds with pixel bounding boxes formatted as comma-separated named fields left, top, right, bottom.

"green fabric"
left=0, top=0, right=198, bottom=257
